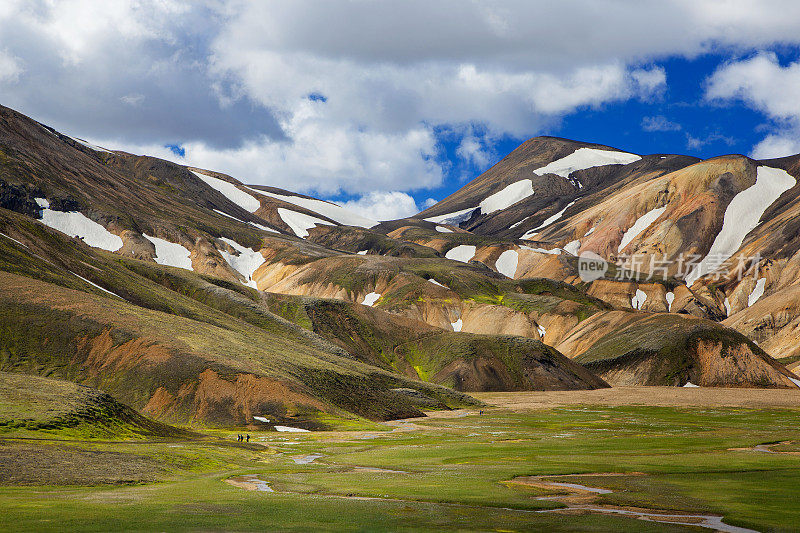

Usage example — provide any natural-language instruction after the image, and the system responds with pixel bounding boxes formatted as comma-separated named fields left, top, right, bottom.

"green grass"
left=2, top=402, right=800, bottom=531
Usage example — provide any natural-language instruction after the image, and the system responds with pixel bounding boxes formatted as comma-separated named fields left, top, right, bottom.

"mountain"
left=1, top=103, right=799, bottom=431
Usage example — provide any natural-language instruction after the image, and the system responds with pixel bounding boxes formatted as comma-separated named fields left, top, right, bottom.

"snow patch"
left=214, top=209, right=278, bottom=233
left=683, top=381, right=700, bottom=388
left=275, top=426, right=310, bottom=433
left=38, top=203, right=123, bottom=252
left=35, top=198, right=50, bottom=208
left=523, top=200, right=577, bottom=239
left=424, top=207, right=478, bottom=225
left=724, top=298, right=732, bottom=317
left=277, top=208, right=333, bottom=238
left=618, top=206, right=667, bottom=253
left=665, top=291, right=675, bottom=312
left=445, top=245, right=476, bottom=263
left=520, top=245, right=562, bottom=255
left=0, top=232, right=27, bottom=247
left=585, top=226, right=596, bottom=236
left=143, top=235, right=193, bottom=271
left=192, top=171, right=261, bottom=213
left=563, top=240, right=581, bottom=255
left=478, top=180, right=534, bottom=214
left=686, top=166, right=796, bottom=285
left=356, top=250, right=368, bottom=255
left=534, top=148, right=641, bottom=179
left=68, top=135, right=111, bottom=153
left=451, top=318, right=462, bottom=332
left=748, top=278, right=766, bottom=307
left=428, top=279, right=448, bottom=289
left=219, top=237, right=265, bottom=289
left=631, top=288, right=647, bottom=310
left=71, top=272, right=123, bottom=299
left=253, top=189, right=377, bottom=228
left=787, top=376, right=800, bottom=389
left=509, top=216, right=529, bottom=229
left=253, top=416, right=270, bottom=423
left=537, top=324, right=546, bottom=339
left=495, top=249, right=519, bottom=278
left=435, top=225, right=453, bottom=233
left=362, top=292, right=381, bottom=306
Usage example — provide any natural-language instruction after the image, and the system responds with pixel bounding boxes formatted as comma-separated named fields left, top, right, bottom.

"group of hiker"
left=237, top=434, right=250, bottom=442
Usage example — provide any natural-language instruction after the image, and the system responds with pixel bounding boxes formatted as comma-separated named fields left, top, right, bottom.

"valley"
left=3, top=101, right=800, bottom=531
left=2, top=387, right=800, bottom=532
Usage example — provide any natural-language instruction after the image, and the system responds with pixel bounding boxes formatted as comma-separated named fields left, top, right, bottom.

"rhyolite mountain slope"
left=1, top=101, right=799, bottom=430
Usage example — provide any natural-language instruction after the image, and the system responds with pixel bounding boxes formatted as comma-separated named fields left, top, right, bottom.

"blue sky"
left=3, top=2, right=800, bottom=219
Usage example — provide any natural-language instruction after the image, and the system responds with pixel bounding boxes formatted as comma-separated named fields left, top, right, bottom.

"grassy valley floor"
left=2, top=387, right=800, bottom=531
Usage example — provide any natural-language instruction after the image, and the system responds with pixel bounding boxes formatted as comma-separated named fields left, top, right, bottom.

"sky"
left=2, top=1, right=800, bottom=220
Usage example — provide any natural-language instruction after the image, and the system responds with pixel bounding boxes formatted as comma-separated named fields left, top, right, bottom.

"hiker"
left=246, top=434, right=250, bottom=442
left=237, top=434, right=242, bottom=442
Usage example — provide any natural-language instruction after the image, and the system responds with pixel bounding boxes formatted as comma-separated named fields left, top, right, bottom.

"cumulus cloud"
left=340, top=191, right=420, bottom=221
left=750, top=134, right=800, bottom=159
left=706, top=52, right=800, bottom=157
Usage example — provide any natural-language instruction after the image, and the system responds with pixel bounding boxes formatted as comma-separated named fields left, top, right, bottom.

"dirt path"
left=472, top=386, right=800, bottom=410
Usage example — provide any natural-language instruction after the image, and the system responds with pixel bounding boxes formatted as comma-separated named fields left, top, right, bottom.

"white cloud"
left=0, top=48, right=22, bottom=83
left=340, top=191, right=420, bottom=221
left=706, top=52, right=800, bottom=158
left=641, top=115, right=681, bottom=132
left=5, top=1, right=800, bottom=197
left=120, top=94, right=145, bottom=106
left=750, top=134, right=800, bottom=159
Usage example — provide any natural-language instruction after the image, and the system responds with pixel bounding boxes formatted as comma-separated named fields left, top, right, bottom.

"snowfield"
left=424, top=207, right=477, bottom=225
left=445, top=245, right=476, bottom=263
left=275, top=426, right=310, bottom=433
left=277, top=208, right=333, bottom=238
left=428, top=278, right=448, bottom=289
left=521, top=200, right=577, bottom=240
left=495, top=249, right=519, bottom=278
left=631, top=288, right=647, bottom=310
left=520, top=245, right=562, bottom=255
left=219, top=237, right=265, bottom=289
left=37, top=200, right=123, bottom=252
left=533, top=148, right=641, bottom=178
left=618, top=206, right=667, bottom=252
left=192, top=171, right=261, bottom=213
left=748, top=278, right=766, bottom=307
left=563, top=240, right=581, bottom=255
left=478, top=179, right=534, bottom=214
left=686, top=166, right=796, bottom=285
left=361, top=292, right=381, bottom=306
left=143, top=235, right=193, bottom=271
left=253, top=189, right=378, bottom=228
left=214, top=209, right=278, bottom=233
left=451, top=318, right=463, bottom=332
